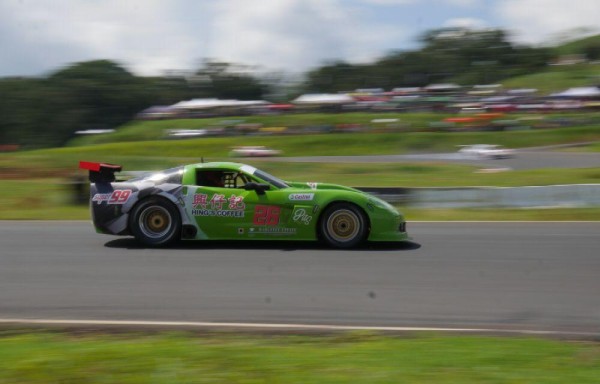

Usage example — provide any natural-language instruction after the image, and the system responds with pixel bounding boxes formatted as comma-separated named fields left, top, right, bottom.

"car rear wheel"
left=130, top=197, right=180, bottom=246
left=319, top=203, right=368, bottom=248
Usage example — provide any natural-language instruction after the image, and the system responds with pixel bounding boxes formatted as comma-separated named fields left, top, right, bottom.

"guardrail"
left=358, top=184, right=600, bottom=208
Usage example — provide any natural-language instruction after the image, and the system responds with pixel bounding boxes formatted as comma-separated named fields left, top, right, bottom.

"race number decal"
left=108, top=189, right=131, bottom=204
left=253, top=205, right=280, bottom=226
left=92, top=189, right=132, bottom=204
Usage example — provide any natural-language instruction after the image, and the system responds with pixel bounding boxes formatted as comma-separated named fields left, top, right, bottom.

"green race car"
left=80, top=161, right=409, bottom=248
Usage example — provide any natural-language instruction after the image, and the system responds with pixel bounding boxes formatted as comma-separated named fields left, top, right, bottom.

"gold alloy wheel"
left=139, top=206, right=172, bottom=239
left=326, top=209, right=360, bottom=242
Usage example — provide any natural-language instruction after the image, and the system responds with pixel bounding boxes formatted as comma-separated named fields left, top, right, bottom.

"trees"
left=0, top=27, right=576, bottom=149
left=0, top=59, right=271, bottom=148
left=192, top=60, right=268, bottom=100
left=0, top=61, right=155, bottom=148
left=302, top=28, right=552, bottom=92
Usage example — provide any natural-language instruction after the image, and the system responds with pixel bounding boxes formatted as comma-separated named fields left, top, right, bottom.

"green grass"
left=571, top=141, right=600, bottom=152
left=501, top=64, right=600, bottom=94
left=0, top=331, right=598, bottom=383
left=400, top=207, right=600, bottom=221
left=2, top=122, right=598, bottom=221
left=67, top=112, right=447, bottom=145
left=554, top=34, right=600, bottom=56
left=0, top=179, right=87, bottom=220
left=67, top=112, right=600, bottom=146
left=3, top=124, right=600, bottom=174
left=2, top=177, right=600, bottom=221
left=253, top=162, right=600, bottom=187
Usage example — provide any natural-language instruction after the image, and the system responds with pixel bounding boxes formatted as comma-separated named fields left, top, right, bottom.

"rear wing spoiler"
left=79, top=161, right=122, bottom=183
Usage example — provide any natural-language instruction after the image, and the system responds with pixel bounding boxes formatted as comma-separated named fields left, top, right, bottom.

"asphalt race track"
left=261, top=149, right=600, bottom=170
left=1, top=221, right=599, bottom=335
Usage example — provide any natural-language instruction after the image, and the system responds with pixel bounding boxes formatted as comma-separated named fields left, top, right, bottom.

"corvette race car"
left=79, top=161, right=408, bottom=248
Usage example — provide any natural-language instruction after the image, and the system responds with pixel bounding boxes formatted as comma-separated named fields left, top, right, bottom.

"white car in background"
left=229, top=146, right=282, bottom=157
left=458, top=144, right=515, bottom=159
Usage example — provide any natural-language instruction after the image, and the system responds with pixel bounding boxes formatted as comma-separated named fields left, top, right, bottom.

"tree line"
left=0, top=59, right=268, bottom=148
left=1, top=27, right=596, bottom=148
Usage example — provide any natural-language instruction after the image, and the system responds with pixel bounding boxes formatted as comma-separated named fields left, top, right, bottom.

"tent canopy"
left=172, top=98, right=268, bottom=109
left=293, top=93, right=355, bottom=104
left=550, top=87, right=600, bottom=98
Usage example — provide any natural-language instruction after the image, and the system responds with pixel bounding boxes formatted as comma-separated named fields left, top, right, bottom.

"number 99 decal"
left=109, top=190, right=132, bottom=204
left=92, top=189, right=133, bottom=204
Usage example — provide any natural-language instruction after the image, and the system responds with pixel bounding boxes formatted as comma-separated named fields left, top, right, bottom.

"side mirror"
left=243, top=182, right=270, bottom=195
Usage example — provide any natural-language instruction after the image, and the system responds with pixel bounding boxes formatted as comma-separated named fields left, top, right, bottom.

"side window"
left=196, top=170, right=253, bottom=189
left=196, top=170, right=225, bottom=188
left=223, top=172, right=254, bottom=188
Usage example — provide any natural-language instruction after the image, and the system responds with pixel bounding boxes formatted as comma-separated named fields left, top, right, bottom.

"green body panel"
left=179, top=162, right=408, bottom=242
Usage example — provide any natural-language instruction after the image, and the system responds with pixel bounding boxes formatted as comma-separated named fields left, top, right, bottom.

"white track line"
left=0, top=318, right=596, bottom=337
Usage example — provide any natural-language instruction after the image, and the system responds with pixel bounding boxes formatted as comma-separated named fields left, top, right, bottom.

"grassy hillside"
left=67, top=111, right=600, bottom=147
left=554, top=34, right=600, bottom=56
left=67, top=113, right=448, bottom=146
left=2, top=125, right=598, bottom=173
left=501, top=34, right=600, bottom=94
left=501, top=64, right=600, bottom=94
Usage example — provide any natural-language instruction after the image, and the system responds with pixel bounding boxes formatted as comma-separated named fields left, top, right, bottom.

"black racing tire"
left=319, top=203, right=369, bottom=249
left=129, top=197, right=181, bottom=246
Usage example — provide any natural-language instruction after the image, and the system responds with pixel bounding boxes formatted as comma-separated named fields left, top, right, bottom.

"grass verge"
left=66, top=111, right=600, bottom=146
left=4, top=125, right=600, bottom=173
left=1, top=173, right=600, bottom=221
left=0, top=331, right=599, bottom=383
left=2, top=187, right=600, bottom=223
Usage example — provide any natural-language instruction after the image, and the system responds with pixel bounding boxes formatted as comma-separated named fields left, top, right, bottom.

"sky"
left=1, top=0, right=599, bottom=77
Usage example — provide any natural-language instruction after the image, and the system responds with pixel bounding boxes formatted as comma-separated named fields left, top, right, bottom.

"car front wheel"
left=319, top=203, right=368, bottom=248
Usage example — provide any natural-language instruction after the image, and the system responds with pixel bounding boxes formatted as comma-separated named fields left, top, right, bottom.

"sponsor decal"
left=227, top=195, right=245, bottom=210
left=192, top=193, right=245, bottom=217
left=253, top=205, right=280, bottom=226
left=307, top=182, right=318, bottom=190
left=249, top=227, right=296, bottom=235
left=192, top=209, right=244, bottom=218
left=193, top=193, right=208, bottom=208
left=288, top=193, right=314, bottom=201
left=292, top=208, right=312, bottom=225
left=92, top=189, right=132, bottom=204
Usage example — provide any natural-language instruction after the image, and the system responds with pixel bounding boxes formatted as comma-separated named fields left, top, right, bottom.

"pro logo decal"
left=292, top=208, right=312, bottom=225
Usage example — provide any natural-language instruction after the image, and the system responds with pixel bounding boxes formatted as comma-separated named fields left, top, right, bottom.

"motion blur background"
left=1, top=0, right=599, bottom=216
left=1, top=2, right=600, bottom=382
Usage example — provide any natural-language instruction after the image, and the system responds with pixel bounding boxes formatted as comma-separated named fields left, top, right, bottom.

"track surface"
left=262, top=150, right=600, bottom=170
left=1, top=221, right=599, bottom=334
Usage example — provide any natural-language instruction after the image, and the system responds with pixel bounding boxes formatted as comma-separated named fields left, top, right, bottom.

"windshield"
left=130, top=166, right=184, bottom=184
left=254, top=169, right=289, bottom=189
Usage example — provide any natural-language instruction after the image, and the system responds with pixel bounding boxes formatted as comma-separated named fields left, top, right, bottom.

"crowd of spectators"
left=137, top=83, right=600, bottom=121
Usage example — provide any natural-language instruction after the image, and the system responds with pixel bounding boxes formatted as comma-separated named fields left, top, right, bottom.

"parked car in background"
left=229, top=146, right=282, bottom=157
left=458, top=144, right=515, bottom=159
